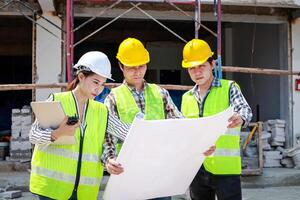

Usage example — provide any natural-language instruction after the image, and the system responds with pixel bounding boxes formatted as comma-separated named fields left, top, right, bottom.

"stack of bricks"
left=8, top=106, right=32, bottom=162
left=263, top=119, right=286, bottom=147
left=262, top=119, right=288, bottom=168
left=261, top=131, right=271, bottom=150
left=263, top=150, right=283, bottom=168
left=269, top=119, right=286, bottom=146
left=261, top=119, right=296, bottom=168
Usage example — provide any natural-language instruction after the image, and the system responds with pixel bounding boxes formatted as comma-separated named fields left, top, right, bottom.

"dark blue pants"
left=37, top=195, right=53, bottom=200
left=190, top=166, right=241, bottom=200
left=37, top=192, right=77, bottom=200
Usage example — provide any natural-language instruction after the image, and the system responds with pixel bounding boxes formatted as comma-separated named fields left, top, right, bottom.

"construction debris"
left=284, top=145, right=300, bottom=169
left=0, top=190, right=22, bottom=199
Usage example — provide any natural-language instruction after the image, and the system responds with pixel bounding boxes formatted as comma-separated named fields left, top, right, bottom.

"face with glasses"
left=120, top=64, right=147, bottom=86
left=77, top=72, right=106, bottom=99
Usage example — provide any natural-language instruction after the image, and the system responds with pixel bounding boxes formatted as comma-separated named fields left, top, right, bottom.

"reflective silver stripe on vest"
left=214, top=148, right=240, bottom=157
left=224, top=128, right=240, bottom=136
left=36, top=145, right=101, bottom=163
left=31, top=165, right=101, bottom=186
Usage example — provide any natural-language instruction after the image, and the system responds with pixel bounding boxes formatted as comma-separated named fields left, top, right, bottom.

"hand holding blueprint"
left=104, top=107, right=234, bottom=200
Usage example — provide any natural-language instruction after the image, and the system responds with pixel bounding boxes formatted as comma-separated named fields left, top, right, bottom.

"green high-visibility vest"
left=30, top=91, right=107, bottom=200
left=112, top=83, right=165, bottom=152
left=181, top=79, right=241, bottom=175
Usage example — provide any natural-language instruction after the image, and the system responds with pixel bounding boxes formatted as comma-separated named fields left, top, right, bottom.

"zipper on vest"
left=70, top=92, right=89, bottom=196
left=200, top=94, right=209, bottom=118
left=72, top=125, right=86, bottom=193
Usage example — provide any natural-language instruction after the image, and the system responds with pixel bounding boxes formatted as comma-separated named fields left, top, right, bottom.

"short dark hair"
left=207, top=57, right=214, bottom=64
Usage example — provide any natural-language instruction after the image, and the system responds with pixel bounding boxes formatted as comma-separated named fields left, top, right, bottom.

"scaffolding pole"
left=66, top=0, right=74, bottom=83
left=1, top=66, right=299, bottom=91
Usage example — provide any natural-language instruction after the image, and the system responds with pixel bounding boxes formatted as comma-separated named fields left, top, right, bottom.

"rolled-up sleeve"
left=230, top=83, right=253, bottom=127
left=29, top=120, right=53, bottom=145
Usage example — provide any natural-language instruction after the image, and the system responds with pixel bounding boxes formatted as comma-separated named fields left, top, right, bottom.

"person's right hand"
left=52, top=116, right=80, bottom=139
left=106, top=158, right=124, bottom=175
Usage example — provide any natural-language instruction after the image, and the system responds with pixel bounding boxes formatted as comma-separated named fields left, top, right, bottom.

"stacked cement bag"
left=9, top=106, right=32, bottom=161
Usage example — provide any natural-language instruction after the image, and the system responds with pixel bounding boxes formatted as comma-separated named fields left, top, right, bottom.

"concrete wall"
left=292, top=18, right=300, bottom=145
left=146, top=42, right=193, bottom=85
left=36, top=14, right=62, bottom=101
left=227, top=23, right=288, bottom=123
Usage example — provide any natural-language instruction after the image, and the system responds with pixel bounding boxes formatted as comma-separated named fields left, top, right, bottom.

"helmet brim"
left=73, top=63, right=115, bottom=81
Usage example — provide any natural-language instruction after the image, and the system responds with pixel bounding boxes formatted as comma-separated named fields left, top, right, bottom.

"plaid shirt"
left=190, top=78, right=252, bottom=126
left=102, top=81, right=183, bottom=163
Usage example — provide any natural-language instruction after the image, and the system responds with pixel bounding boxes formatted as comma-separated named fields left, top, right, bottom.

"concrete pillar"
left=36, top=13, right=62, bottom=101
left=292, top=18, right=300, bottom=146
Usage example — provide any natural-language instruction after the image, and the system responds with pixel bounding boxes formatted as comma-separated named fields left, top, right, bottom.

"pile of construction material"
left=262, top=119, right=296, bottom=168
left=8, top=106, right=32, bottom=162
left=262, top=119, right=286, bottom=148
left=278, top=145, right=300, bottom=169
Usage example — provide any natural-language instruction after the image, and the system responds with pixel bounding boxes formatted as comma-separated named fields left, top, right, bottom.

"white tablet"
left=30, top=101, right=76, bottom=145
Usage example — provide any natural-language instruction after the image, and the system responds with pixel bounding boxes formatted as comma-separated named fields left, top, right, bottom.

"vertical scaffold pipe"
left=216, top=0, right=222, bottom=79
left=194, top=0, right=201, bottom=39
left=66, top=0, right=74, bottom=83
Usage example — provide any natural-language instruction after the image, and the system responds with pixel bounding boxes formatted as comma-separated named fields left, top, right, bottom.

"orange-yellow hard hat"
left=116, top=38, right=150, bottom=67
left=182, top=39, right=214, bottom=68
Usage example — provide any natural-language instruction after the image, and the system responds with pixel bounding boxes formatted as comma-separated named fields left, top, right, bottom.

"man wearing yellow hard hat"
left=181, top=39, right=252, bottom=200
left=102, top=37, right=183, bottom=200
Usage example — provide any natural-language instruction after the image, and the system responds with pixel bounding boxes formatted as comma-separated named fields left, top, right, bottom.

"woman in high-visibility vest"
left=29, top=51, right=130, bottom=200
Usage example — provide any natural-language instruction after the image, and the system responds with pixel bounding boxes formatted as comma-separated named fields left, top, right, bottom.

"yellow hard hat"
left=116, top=38, right=150, bottom=67
left=182, top=39, right=214, bottom=68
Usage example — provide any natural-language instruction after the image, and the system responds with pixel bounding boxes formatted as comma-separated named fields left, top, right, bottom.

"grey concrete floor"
left=1, top=166, right=300, bottom=200
left=242, top=186, right=300, bottom=200
left=8, top=187, right=300, bottom=200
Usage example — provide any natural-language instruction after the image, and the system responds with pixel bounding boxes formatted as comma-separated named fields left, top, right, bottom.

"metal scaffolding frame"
left=0, top=0, right=299, bottom=92
left=66, top=0, right=217, bottom=83
left=0, top=0, right=65, bottom=42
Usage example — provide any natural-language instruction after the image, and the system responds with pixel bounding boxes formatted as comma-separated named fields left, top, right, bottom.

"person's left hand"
left=227, top=113, right=244, bottom=128
left=203, top=145, right=216, bottom=156
left=106, top=158, right=124, bottom=175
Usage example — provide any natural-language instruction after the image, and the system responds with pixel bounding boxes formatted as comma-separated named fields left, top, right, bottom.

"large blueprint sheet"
left=104, top=107, right=234, bottom=200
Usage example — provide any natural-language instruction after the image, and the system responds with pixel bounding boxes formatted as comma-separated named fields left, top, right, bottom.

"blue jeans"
left=149, top=197, right=171, bottom=200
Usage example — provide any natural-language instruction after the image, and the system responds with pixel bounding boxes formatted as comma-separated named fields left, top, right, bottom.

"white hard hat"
left=73, top=51, right=114, bottom=81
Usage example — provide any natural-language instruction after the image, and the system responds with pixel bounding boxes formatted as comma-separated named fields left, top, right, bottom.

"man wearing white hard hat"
left=29, top=51, right=130, bottom=200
